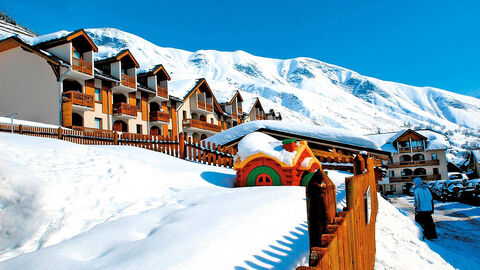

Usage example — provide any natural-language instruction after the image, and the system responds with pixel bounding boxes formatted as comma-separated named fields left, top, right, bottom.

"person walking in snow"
left=413, top=177, right=437, bottom=240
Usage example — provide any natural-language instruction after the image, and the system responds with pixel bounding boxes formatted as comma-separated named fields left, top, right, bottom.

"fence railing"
left=388, top=159, right=439, bottom=168
left=62, top=91, right=94, bottom=108
left=183, top=119, right=222, bottom=133
left=157, top=86, right=168, bottom=99
left=113, top=102, right=137, bottom=116
left=72, top=57, right=93, bottom=75
left=298, top=154, right=378, bottom=270
left=121, top=74, right=136, bottom=88
left=0, top=123, right=236, bottom=168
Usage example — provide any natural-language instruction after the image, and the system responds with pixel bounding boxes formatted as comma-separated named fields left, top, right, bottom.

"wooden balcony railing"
left=389, top=174, right=442, bottom=183
left=388, top=159, right=439, bottom=168
left=121, top=74, right=136, bottom=89
left=183, top=119, right=222, bottom=133
left=238, top=107, right=242, bottom=114
left=197, top=100, right=206, bottom=110
left=232, top=112, right=238, bottom=119
left=113, top=102, right=137, bottom=116
left=206, top=103, right=213, bottom=112
left=157, top=86, right=168, bottom=99
left=150, top=111, right=170, bottom=123
left=398, top=146, right=425, bottom=153
left=62, top=91, right=94, bottom=108
left=72, top=58, right=93, bottom=75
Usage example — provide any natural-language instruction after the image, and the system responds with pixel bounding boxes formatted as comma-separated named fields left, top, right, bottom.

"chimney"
left=282, top=138, right=298, bottom=152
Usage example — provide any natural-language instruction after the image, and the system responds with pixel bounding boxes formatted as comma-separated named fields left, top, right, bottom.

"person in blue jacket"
left=413, top=177, right=438, bottom=240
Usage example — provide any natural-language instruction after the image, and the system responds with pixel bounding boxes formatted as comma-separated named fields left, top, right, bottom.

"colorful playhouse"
left=233, top=132, right=322, bottom=187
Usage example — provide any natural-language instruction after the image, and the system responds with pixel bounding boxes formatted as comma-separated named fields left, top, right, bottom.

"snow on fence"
left=0, top=123, right=236, bottom=168
left=298, top=154, right=378, bottom=270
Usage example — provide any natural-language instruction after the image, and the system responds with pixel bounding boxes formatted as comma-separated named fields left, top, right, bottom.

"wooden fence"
left=0, top=123, right=236, bottom=168
left=298, top=154, right=378, bottom=270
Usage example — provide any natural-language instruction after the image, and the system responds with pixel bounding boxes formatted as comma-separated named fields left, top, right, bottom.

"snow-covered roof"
left=207, top=81, right=239, bottom=104
left=366, top=129, right=451, bottom=153
left=206, top=120, right=380, bottom=150
left=473, top=150, right=480, bottom=163
left=32, top=30, right=70, bottom=45
left=168, top=79, right=202, bottom=100
left=242, top=96, right=260, bottom=115
left=236, top=132, right=297, bottom=166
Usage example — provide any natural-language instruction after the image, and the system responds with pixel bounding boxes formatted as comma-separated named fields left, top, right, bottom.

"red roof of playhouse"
left=234, top=132, right=322, bottom=187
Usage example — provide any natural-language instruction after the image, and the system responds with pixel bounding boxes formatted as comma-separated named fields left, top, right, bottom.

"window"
left=390, top=184, right=396, bottom=192
left=73, top=48, right=82, bottom=59
left=389, top=171, right=395, bottom=177
left=136, top=124, right=142, bottom=134
left=136, top=98, right=142, bottom=110
left=95, top=88, right=101, bottom=102
left=432, top=153, right=437, bottom=160
left=168, top=129, right=173, bottom=137
left=167, top=106, right=171, bottom=115
left=183, top=110, right=187, bottom=119
left=433, top=168, right=439, bottom=175
left=94, top=118, right=102, bottom=129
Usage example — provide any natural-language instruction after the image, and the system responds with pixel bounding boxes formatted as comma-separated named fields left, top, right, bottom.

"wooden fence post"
left=19, top=124, right=23, bottom=134
left=179, top=133, right=185, bottom=159
left=306, top=169, right=337, bottom=265
left=114, top=132, right=119, bottom=145
left=353, top=154, right=365, bottom=175
left=58, top=127, right=63, bottom=139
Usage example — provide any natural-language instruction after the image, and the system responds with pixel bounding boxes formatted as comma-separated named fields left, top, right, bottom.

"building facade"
left=0, top=29, right=281, bottom=139
left=368, top=129, right=450, bottom=195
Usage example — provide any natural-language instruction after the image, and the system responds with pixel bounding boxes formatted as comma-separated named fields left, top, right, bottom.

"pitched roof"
left=472, top=150, right=480, bottom=163
left=366, top=129, right=451, bottom=153
left=35, top=29, right=98, bottom=52
left=137, top=64, right=171, bottom=80
left=0, top=36, right=62, bottom=65
left=168, top=78, right=224, bottom=113
left=95, top=49, right=139, bottom=68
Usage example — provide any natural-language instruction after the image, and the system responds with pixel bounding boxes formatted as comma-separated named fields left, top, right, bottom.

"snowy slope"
left=1, top=26, right=479, bottom=147
left=82, top=28, right=480, bottom=134
left=0, top=133, right=456, bottom=269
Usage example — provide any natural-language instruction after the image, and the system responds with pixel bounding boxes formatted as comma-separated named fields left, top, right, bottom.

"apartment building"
left=243, top=97, right=267, bottom=122
left=266, top=109, right=282, bottom=121
left=367, top=129, right=450, bottom=195
left=0, top=29, right=282, bottom=139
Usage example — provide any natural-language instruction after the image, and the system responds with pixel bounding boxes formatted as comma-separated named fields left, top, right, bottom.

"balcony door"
left=113, top=93, right=127, bottom=104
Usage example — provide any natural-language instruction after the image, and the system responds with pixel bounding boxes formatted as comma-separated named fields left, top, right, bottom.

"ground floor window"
left=94, top=118, right=102, bottom=129
left=433, top=167, right=439, bottom=175
left=390, top=184, right=396, bottom=192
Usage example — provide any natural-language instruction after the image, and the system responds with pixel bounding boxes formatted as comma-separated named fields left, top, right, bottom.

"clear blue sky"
left=2, top=0, right=479, bottom=97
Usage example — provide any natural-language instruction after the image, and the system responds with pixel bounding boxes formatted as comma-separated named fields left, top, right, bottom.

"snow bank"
left=206, top=120, right=380, bottom=150
left=236, top=132, right=297, bottom=166
left=0, top=133, right=459, bottom=269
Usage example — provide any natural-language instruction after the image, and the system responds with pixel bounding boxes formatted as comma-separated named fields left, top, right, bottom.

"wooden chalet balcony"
left=197, top=100, right=206, bottom=110
left=183, top=119, right=222, bottom=133
left=72, top=58, right=93, bottom=75
left=121, top=74, right=136, bottom=89
left=388, top=159, right=440, bottom=168
left=150, top=111, right=170, bottom=123
left=206, top=103, right=213, bottom=112
left=255, top=114, right=265, bottom=120
left=113, top=102, right=137, bottom=116
left=398, top=146, right=425, bottom=153
left=389, top=174, right=442, bottom=183
left=62, top=91, right=94, bottom=108
left=232, top=112, right=238, bottom=119
left=157, top=86, right=168, bottom=99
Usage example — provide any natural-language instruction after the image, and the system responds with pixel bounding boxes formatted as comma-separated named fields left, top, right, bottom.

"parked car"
left=463, top=179, right=480, bottom=202
left=431, top=180, right=447, bottom=200
left=442, top=180, right=465, bottom=201
left=448, top=172, right=469, bottom=181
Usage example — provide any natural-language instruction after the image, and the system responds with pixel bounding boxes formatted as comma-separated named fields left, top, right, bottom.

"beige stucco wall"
left=0, top=46, right=60, bottom=125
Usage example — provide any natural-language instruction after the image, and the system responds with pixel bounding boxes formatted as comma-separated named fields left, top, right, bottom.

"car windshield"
left=449, top=174, right=462, bottom=179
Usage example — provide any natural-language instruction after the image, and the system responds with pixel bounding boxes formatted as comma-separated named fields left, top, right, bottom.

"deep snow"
left=0, top=133, right=463, bottom=269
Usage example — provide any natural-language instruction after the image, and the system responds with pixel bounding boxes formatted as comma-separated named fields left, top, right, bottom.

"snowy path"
left=389, top=196, right=480, bottom=270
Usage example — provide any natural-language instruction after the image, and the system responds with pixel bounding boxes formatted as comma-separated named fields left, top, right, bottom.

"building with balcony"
left=243, top=97, right=267, bottom=122
left=169, top=78, right=224, bottom=140
left=266, top=109, right=282, bottom=121
left=214, top=87, right=244, bottom=130
left=367, top=129, right=451, bottom=195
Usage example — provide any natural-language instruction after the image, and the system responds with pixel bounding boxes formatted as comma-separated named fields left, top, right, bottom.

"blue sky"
left=2, top=0, right=479, bottom=97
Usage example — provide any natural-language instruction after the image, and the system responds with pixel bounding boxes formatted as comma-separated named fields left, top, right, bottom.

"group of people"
left=413, top=177, right=438, bottom=240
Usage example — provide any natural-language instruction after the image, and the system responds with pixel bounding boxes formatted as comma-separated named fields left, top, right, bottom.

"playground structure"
left=234, top=136, right=322, bottom=187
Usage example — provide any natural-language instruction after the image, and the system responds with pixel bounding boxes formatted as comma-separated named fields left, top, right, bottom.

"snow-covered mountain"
left=83, top=28, right=480, bottom=147
left=1, top=25, right=479, bottom=148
